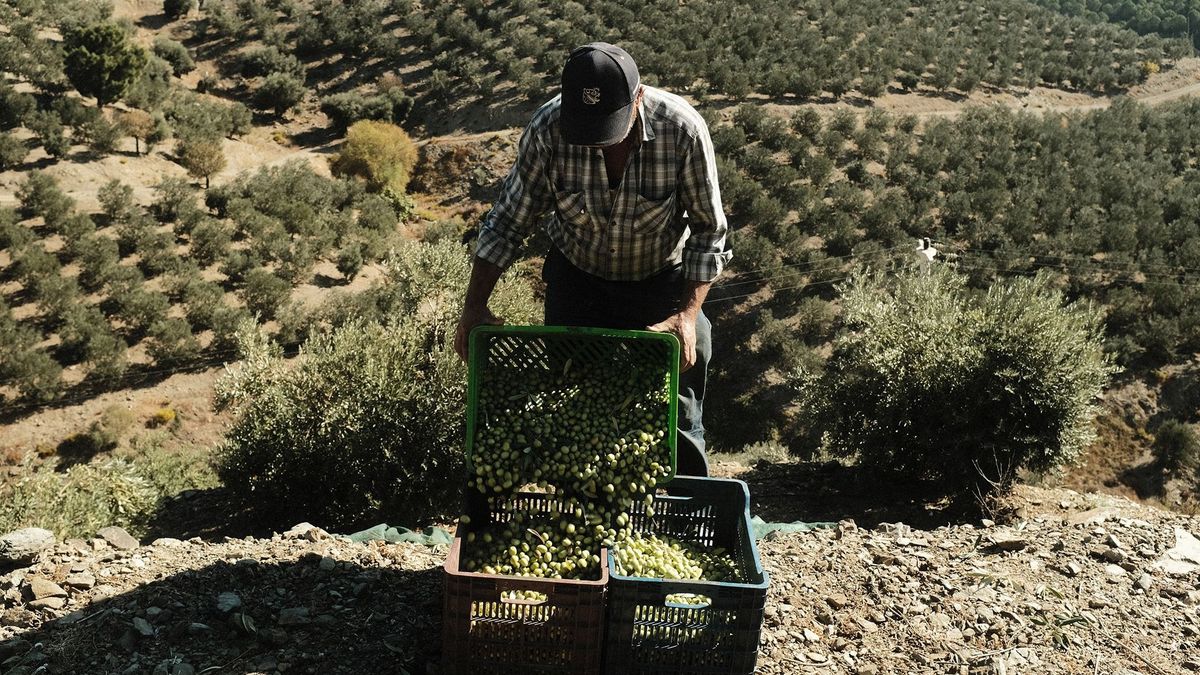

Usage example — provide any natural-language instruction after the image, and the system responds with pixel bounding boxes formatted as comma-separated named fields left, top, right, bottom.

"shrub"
left=135, top=230, right=180, bottom=277
left=83, top=329, right=128, bottom=382
left=239, top=267, right=291, bottom=319
left=799, top=266, right=1116, bottom=503
left=0, top=132, right=28, bottom=170
left=336, top=242, right=364, bottom=281
left=330, top=120, right=417, bottom=194
left=237, top=46, right=304, bottom=79
left=252, top=72, right=306, bottom=118
left=79, top=114, right=121, bottom=155
left=148, top=407, right=177, bottom=428
left=56, top=405, right=133, bottom=464
left=5, top=349, right=63, bottom=402
left=115, top=286, right=170, bottom=334
left=177, top=139, right=226, bottom=188
left=1154, top=420, right=1200, bottom=476
left=146, top=317, right=199, bottom=366
left=215, top=240, right=541, bottom=527
left=17, top=172, right=74, bottom=227
left=181, top=277, right=226, bottom=329
left=77, top=235, right=121, bottom=291
left=153, top=176, right=198, bottom=222
left=26, top=111, right=70, bottom=159
left=189, top=218, right=232, bottom=267
left=0, top=83, right=36, bottom=130
left=320, top=89, right=414, bottom=130
left=152, top=37, right=194, bottom=74
left=0, top=460, right=157, bottom=538
left=98, top=179, right=136, bottom=223
left=226, top=103, right=253, bottom=137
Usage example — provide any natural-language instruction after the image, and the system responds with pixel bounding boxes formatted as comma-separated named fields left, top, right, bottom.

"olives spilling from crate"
left=465, top=356, right=673, bottom=578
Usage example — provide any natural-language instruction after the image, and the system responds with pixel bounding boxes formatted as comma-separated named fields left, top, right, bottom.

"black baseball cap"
left=560, top=42, right=640, bottom=146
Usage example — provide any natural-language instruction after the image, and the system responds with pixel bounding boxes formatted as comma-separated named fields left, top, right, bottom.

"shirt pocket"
left=632, top=191, right=677, bottom=232
left=555, top=189, right=592, bottom=229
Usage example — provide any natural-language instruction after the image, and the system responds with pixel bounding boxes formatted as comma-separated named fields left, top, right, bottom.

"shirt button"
left=610, top=248, right=616, bottom=253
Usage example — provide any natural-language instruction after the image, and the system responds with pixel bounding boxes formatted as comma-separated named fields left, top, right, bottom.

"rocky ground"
left=1, top=484, right=1198, bottom=675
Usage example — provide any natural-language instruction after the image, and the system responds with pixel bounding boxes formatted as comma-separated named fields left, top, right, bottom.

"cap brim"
left=561, top=101, right=635, bottom=146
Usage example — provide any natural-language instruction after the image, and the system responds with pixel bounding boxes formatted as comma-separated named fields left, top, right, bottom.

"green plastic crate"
left=465, top=325, right=680, bottom=482
left=604, top=477, right=769, bottom=675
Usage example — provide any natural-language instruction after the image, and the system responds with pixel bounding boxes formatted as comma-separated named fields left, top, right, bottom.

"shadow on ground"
left=732, top=460, right=976, bottom=530
left=2, top=558, right=441, bottom=675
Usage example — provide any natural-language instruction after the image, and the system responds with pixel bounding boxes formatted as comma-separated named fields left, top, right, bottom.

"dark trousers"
left=542, top=248, right=710, bottom=477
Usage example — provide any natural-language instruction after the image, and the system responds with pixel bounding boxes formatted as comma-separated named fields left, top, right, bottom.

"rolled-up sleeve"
left=677, top=122, right=732, bottom=283
left=476, top=118, right=555, bottom=270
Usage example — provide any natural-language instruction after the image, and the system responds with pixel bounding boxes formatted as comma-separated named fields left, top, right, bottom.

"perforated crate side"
left=444, top=489, right=609, bottom=675
left=604, top=477, right=769, bottom=675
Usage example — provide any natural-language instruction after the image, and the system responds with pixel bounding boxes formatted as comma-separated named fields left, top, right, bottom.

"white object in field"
left=914, top=237, right=938, bottom=270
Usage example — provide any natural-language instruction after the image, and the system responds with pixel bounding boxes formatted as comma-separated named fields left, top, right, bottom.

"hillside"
left=1, top=479, right=1198, bottom=674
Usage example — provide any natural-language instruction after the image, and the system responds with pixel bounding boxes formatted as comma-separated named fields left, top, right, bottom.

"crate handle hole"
left=500, top=590, right=549, bottom=606
left=664, top=593, right=711, bottom=609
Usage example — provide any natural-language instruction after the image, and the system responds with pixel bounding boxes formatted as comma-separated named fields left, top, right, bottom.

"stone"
left=1154, top=529, right=1200, bottom=577
left=27, top=578, right=67, bottom=600
left=284, top=523, right=330, bottom=542
left=133, top=617, right=154, bottom=637
left=1104, top=564, right=1128, bottom=577
left=215, top=592, right=241, bottom=614
left=989, top=532, right=1028, bottom=552
left=151, top=538, right=183, bottom=548
left=318, top=556, right=336, bottom=572
left=97, top=527, right=139, bottom=551
left=0, top=529, right=55, bottom=566
left=64, top=573, right=95, bottom=590
left=825, top=593, right=850, bottom=609
left=803, top=628, right=820, bottom=642
left=856, top=666, right=879, bottom=675
left=1067, top=508, right=1115, bottom=526
left=1136, top=573, right=1153, bottom=591
left=1102, top=548, right=1128, bottom=563
left=1064, top=561, right=1083, bottom=577
left=187, top=623, right=211, bottom=636
left=28, top=596, right=65, bottom=610
left=278, top=607, right=310, bottom=626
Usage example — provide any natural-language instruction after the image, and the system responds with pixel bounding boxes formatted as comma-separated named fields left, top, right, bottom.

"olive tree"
left=799, top=266, right=1117, bottom=503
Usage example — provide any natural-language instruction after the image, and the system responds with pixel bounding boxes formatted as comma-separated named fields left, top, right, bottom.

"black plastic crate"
left=603, top=477, right=769, bottom=675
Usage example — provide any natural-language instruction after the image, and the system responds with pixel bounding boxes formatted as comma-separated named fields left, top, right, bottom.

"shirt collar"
left=638, top=97, right=655, bottom=142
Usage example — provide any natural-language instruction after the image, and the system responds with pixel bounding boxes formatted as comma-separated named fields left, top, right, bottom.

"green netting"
left=346, top=524, right=454, bottom=546
left=750, top=516, right=836, bottom=539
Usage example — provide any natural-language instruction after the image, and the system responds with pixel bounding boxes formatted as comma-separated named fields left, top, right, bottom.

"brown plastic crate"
left=441, top=492, right=608, bottom=675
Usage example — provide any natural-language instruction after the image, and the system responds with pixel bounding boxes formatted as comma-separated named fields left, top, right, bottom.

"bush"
left=252, top=72, right=306, bottom=118
left=800, top=266, right=1116, bottom=503
left=0, top=132, right=28, bottom=170
left=1154, top=420, right=1200, bottom=476
left=237, top=46, right=305, bottom=79
left=114, top=286, right=170, bottom=334
left=177, top=139, right=226, bottom=188
left=153, top=176, right=198, bottom=222
left=77, top=235, right=121, bottom=291
left=146, top=317, right=200, bottom=366
left=152, top=37, right=195, bottom=74
left=0, top=83, right=36, bottom=130
left=214, top=239, right=541, bottom=528
left=98, top=179, right=136, bottom=223
left=320, top=89, right=415, bottom=130
left=181, top=277, right=226, bottom=329
left=330, top=120, right=417, bottom=194
left=239, top=267, right=291, bottom=319
left=0, top=460, right=157, bottom=538
left=79, top=114, right=121, bottom=155
left=26, top=111, right=70, bottom=159
left=336, top=242, right=364, bottom=280
left=63, top=22, right=147, bottom=107
left=16, top=172, right=74, bottom=227
left=189, top=218, right=232, bottom=267
left=4, top=349, right=63, bottom=402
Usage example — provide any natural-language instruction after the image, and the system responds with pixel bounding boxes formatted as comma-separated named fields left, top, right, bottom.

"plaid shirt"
left=476, top=86, right=731, bottom=282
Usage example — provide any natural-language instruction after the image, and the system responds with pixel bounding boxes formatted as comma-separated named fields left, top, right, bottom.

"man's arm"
left=647, top=280, right=711, bottom=371
left=455, top=108, right=555, bottom=360
left=454, top=257, right=505, bottom=361
left=646, top=116, right=729, bottom=371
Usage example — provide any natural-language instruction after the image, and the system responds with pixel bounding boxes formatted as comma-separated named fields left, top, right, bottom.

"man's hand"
left=647, top=310, right=698, bottom=372
left=455, top=305, right=504, bottom=361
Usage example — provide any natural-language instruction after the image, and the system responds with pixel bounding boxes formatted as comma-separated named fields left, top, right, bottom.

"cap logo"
left=582, top=87, right=601, bottom=105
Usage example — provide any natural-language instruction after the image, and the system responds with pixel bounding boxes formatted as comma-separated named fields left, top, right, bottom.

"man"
left=453, top=42, right=730, bottom=476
